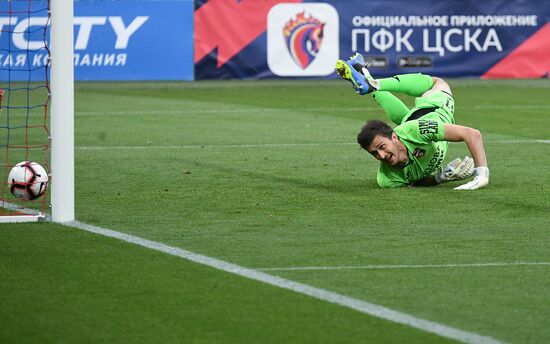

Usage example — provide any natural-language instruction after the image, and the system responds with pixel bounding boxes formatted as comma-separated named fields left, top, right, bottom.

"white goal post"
left=50, top=0, right=75, bottom=222
left=0, top=1, right=74, bottom=223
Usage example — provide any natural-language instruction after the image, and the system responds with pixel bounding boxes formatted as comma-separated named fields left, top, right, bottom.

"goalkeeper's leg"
left=419, top=76, right=452, bottom=97
left=349, top=55, right=411, bottom=125
left=335, top=54, right=415, bottom=125
left=372, top=92, right=410, bottom=125
left=369, top=74, right=454, bottom=125
left=374, top=74, right=435, bottom=97
left=337, top=53, right=444, bottom=98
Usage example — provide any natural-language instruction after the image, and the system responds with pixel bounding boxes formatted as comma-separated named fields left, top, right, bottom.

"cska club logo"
left=268, top=3, right=338, bottom=76
left=413, top=148, right=426, bottom=158
left=283, top=12, right=325, bottom=69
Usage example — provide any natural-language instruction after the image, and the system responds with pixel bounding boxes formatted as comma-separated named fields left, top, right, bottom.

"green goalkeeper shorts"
left=402, top=91, right=456, bottom=124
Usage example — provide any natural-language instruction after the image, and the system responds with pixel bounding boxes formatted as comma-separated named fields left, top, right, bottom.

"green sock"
left=372, top=92, right=410, bottom=125
left=377, top=74, right=434, bottom=97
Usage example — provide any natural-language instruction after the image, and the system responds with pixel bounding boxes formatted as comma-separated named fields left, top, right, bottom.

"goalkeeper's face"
left=367, top=133, right=408, bottom=168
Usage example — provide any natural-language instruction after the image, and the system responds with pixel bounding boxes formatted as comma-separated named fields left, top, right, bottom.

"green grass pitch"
left=1, top=79, right=549, bottom=343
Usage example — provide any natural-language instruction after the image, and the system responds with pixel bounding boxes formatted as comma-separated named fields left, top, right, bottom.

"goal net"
left=0, top=0, right=50, bottom=222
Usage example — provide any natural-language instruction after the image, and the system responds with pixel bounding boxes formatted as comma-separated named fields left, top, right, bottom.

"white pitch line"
left=75, top=142, right=354, bottom=150
left=492, top=139, right=550, bottom=144
left=1, top=201, right=49, bottom=220
left=53, top=220, right=504, bottom=344
left=258, top=262, right=550, bottom=272
left=75, top=107, right=378, bottom=116
left=467, top=104, right=550, bottom=109
left=0, top=205, right=509, bottom=343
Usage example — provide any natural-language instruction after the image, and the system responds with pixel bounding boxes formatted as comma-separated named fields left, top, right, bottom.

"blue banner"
left=332, top=1, right=550, bottom=78
left=195, top=0, right=550, bottom=79
left=0, top=0, right=194, bottom=81
left=0, top=1, right=49, bottom=82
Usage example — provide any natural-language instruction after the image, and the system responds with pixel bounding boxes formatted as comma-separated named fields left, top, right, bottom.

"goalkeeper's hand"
left=434, top=156, right=475, bottom=184
left=454, top=166, right=489, bottom=190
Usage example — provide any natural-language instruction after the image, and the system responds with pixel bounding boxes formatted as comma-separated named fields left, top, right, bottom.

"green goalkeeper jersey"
left=377, top=116, right=448, bottom=188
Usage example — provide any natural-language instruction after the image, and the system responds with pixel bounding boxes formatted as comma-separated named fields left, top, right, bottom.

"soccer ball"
left=7, top=161, right=49, bottom=200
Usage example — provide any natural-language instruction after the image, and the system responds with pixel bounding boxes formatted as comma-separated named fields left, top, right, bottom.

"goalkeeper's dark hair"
left=357, top=120, right=394, bottom=151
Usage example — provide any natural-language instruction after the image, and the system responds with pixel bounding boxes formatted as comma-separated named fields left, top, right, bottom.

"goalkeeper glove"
left=454, top=166, right=489, bottom=190
left=434, top=156, right=475, bottom=184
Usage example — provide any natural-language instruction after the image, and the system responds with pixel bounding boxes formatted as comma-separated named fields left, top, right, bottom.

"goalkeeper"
left=335, top=53, right=489, bottom=190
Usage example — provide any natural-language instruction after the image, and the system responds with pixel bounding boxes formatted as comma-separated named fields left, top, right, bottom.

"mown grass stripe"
left=55, top=220, right=505, bottom=344
left=258, top=262, right=550, bottom=271
left=76, top=104, right=550, bottom=116
left=74, top=139, right=550, bottom=150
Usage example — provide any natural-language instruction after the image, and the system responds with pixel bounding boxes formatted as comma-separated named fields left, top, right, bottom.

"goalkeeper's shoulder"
left=377, top=170, right=408, bottom=188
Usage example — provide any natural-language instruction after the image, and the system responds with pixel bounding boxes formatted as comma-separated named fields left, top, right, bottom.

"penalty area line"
left=257, top=261, right=550, bottom=272
left=75, top=142, right=355, bottom=150
left=76, top=107, right=380, bottom=116
left=57, top=220, right=504, bottom=344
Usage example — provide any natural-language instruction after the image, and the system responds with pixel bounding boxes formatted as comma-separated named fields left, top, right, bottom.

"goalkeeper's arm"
left=409, top=156, right=474, bottom=187
left=442, top=123, right=489, bottom=190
